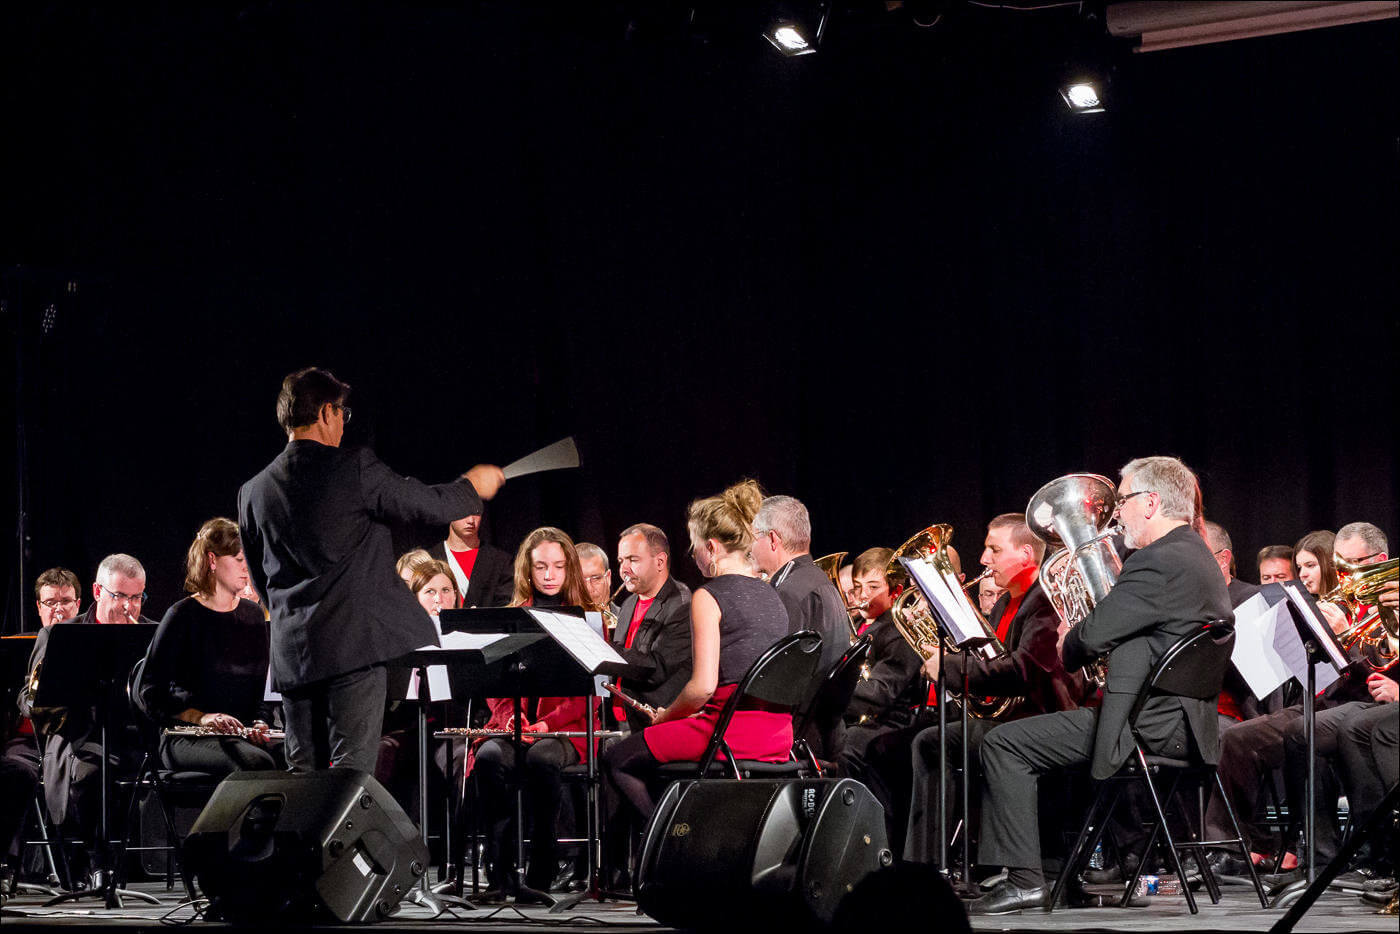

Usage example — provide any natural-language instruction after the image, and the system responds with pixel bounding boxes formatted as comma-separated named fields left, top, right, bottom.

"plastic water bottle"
left=1088, top=841, right=1105, bottom=871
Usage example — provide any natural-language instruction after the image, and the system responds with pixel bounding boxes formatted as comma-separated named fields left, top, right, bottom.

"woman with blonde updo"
left=602, top=480, right=792, bottom=823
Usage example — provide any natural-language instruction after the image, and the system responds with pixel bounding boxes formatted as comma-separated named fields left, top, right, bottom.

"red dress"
left=640, top=574, right=794, bottom=764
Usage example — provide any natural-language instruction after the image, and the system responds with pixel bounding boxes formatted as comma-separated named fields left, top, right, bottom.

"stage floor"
left=0, top=880, right=1391, bottom=932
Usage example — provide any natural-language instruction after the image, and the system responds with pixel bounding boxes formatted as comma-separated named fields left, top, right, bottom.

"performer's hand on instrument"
left=464, top=465, right=506, bottom=500
left=1378, top=580, right=1398, bottom=611
left=1318, top=601, right=1349, bottom=635
left=199, top=712, right=243, bottom=735
left=920, top=648, right=941, bottom=683
left=523, top=722, right=548, bottom=734
left=248, top=720, right=272, bottom=746
left=649, top=706, right=666, bottom=725
left=1366, top=673, right=1398, bottom=703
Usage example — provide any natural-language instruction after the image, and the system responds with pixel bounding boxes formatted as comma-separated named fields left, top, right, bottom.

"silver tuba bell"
left=1026, top=473, right=1123, bottom=687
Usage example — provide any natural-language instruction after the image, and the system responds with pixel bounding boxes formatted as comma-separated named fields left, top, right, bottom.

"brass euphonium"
left=815, top=551, right=862, bottom=642
left=1324, top=554, right=1398, bottom=671
left=1026, top=473, right=1123, bottom=688
left=887, top=524, right=1018, bottom=720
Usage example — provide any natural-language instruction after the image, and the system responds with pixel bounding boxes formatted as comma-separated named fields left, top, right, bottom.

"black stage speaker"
left=636, top=778, right=892, bottom=930
left=183, top=769, right=428, bottom=924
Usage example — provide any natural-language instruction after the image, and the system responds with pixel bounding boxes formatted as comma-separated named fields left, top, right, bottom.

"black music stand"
left=32, top=623, right=157, bottom=909
left=436, top=607, right=646, bottom=911
left=1270, top=582, right=1349, bottom=886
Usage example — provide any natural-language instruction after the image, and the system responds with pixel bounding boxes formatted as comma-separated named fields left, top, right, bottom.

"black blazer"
left=846, top=610, right=923, bottom=725
left=427, top=541, right=515, bottom=608
left=773, top=554, right=851, bottom=688
left=612, top=576, right=693, bottom=729
left=1063, top=524, right=1234, bottom=779
left=238, top=441, right=481, bottom=692
left=945, top=580, right=1081, bottom=718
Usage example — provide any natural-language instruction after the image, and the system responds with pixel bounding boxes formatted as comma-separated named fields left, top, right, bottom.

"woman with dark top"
left=602, top=480, right=792, bottom=824
left=471, top=527, right=600, bottom=899
left=140, top=518, right=278, bottom=775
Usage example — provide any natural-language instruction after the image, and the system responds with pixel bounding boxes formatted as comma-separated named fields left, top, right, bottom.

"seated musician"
left=903, top=513, right=1077, bottom=865
left=20, top=554, right=156, bottom=882
left=470, top=527, right=599, bottom=899
left=140, top=519, right=278, bottom=776
left=601, top=480, right=792, bottom=825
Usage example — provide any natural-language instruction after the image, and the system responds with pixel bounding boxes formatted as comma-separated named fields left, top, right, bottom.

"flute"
left=605, top=682, right=658, bottom=718
left=163, top=724, right=285, bottom=741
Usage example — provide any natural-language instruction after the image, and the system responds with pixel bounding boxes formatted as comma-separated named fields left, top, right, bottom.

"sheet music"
left=1281, top=581, right=1349, bottom=671
left=525, top=608, right=626, bottom=672
left=405, top=622, right=508, bottom=701
left=902, top=556, right=985, bottom=648
left=1230, top=594, right=1302, bottom=699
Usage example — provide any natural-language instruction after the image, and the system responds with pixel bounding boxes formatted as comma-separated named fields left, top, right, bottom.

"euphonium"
left=815, top=551, right=862, bottom=642
left=1324, top=555, right=1398, bottom=671
left=887, top=525, right=1018, bottom=720
left=1026, top=473, right=1122, bottom=688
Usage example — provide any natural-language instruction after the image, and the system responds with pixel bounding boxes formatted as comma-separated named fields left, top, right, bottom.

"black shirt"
left=701, top=574, right=791, bottom=686
left=141, top=596, right=270, bottom=725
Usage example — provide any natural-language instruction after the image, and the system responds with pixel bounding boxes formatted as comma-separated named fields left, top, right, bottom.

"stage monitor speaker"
left=183, top=769, right=427, bottom=924
left=636, top=778, right=892, bottom=929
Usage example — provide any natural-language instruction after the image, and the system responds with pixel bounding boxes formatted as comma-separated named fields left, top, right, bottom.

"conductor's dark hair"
left=277, top=367, right=351, bottom=432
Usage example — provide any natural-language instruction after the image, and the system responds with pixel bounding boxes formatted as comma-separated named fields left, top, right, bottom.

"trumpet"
left=1324, top=555, right=1398, bottom=671
left=887, top=525, right=1018, bottom=720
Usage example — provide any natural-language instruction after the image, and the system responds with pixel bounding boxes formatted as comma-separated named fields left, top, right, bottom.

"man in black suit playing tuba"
left=968, top=456, right=1232, bottom=914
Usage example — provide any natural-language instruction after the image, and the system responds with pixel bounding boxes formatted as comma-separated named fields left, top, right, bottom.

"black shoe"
left=1361, top=885, right=1397, bottom=906
left=1262, top=867, right=1304, bottom=894
left=966, top=879, right=1048, bottom=915
left=1204, top=850, right=1252, bottom=879
left=1364, top=876, right=1398, bottom=894
left=1082, top=851, right=1138, bottom=886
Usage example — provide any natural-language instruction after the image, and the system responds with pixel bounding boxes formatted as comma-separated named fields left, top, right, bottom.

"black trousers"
left=281, top=665, right=386, bottom=773
left=160, top=734, right=278, bottom=777
left=471, top=737, right=579, bottom=890
left=1280, top=701, right=1371, bottom=864
left=904, top=715, right=993, bottom=864
left=0, top=755, right=39, bottom=863
left=1205, top=704, right=1301, bottom=846
left=1337, top=702, right=1398, bottom=829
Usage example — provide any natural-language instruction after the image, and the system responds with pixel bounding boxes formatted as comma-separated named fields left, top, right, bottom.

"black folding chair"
left=656, top=630, right=825, bottom=782
left=1050, top=621, right=1269, bottom=914
left=792, top=633, right=873, bottom=774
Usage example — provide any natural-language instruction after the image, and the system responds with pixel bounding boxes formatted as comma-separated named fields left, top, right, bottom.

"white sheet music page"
left=526, top=608, right=626, bottom=671
left=903, top=556, right=983, bottom=646
left=1281, top=582, right=1349, bottom=671
left=1230, top=593, right=1298, bottom=700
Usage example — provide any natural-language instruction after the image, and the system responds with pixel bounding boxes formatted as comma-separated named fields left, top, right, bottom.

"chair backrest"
left=793, top=633, right=873, bottom=740
left=1128, top=620, right=1235, bottom=728
left=696, top=630, right=824, bottom=775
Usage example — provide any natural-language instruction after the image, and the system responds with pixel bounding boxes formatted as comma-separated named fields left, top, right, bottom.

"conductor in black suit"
left=238, top=367, right=505, bottom=773
left=968, top=456, right=1233, bottom=914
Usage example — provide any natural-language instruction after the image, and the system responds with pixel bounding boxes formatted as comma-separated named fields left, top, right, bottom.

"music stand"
left=1272, top=582, right=1348, bottom=885
left=32, top=623, right=157, bottom=909
left=437, top=607, right=646, bottom=911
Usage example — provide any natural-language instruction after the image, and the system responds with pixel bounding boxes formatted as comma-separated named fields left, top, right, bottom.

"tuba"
left=1026, top=473, right=1123, bottom=688
left=1324, top=555, right=1398, bottom=671
left=815, top=551, right=862, bottom=642
left=887, top=525, right=1018, bottom=720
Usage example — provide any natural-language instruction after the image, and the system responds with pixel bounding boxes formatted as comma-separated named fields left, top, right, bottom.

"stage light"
left=765, top=21, right=817, bottom=56
left=1060, top=81, right=1105, bottom=113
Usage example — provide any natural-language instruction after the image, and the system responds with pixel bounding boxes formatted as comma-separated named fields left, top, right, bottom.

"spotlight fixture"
left=1060, top=81, right=1105, bottom=114
left=765, top=21, right=816, bottom=55
left=764, top=2, right=831, bottom=57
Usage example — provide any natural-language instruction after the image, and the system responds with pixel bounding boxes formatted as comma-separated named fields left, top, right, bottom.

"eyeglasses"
left=1341, top=551, right=1384, bottom=565
left=101, top=586, right=146, bottom=604
left=1114, top=490, right=1153, bottom=510
left=584, top=573, right=609, bottom=585
left=38, top=597, right=79, bottom=609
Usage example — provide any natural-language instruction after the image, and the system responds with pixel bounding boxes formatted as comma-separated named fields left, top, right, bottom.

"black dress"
left=141, top=596, right=278, bottom=775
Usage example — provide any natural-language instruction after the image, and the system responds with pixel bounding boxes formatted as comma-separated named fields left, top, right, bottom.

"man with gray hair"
left=968, top=456, right=1233, bottom=913
left=750, top=495, right=850, bottom=687
left=575, top=542, right=619, bottom=622
left=1203, top=520, right=1260, bottom=608
left=18, top=555, right=157, bottom=884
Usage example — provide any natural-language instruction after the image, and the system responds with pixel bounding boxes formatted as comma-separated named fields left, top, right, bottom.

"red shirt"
left=449, top=547, right=479, bottom=580
left=613, top=596, right=656, bottom=721
left=995, top=566, right=1040, bottom=643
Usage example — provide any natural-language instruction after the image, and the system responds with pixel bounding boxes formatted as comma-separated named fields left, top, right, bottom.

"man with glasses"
left=17, top=556, right=155, bottom=882
left=575, top=543, right=618, bottom=621
left=967, top=456, right=1232, bottom=913
left=427, top=511, right=514, bottom=608
left=239, top=366, right=504, bottom=773
left=750, top=494, right=849, bottom=688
